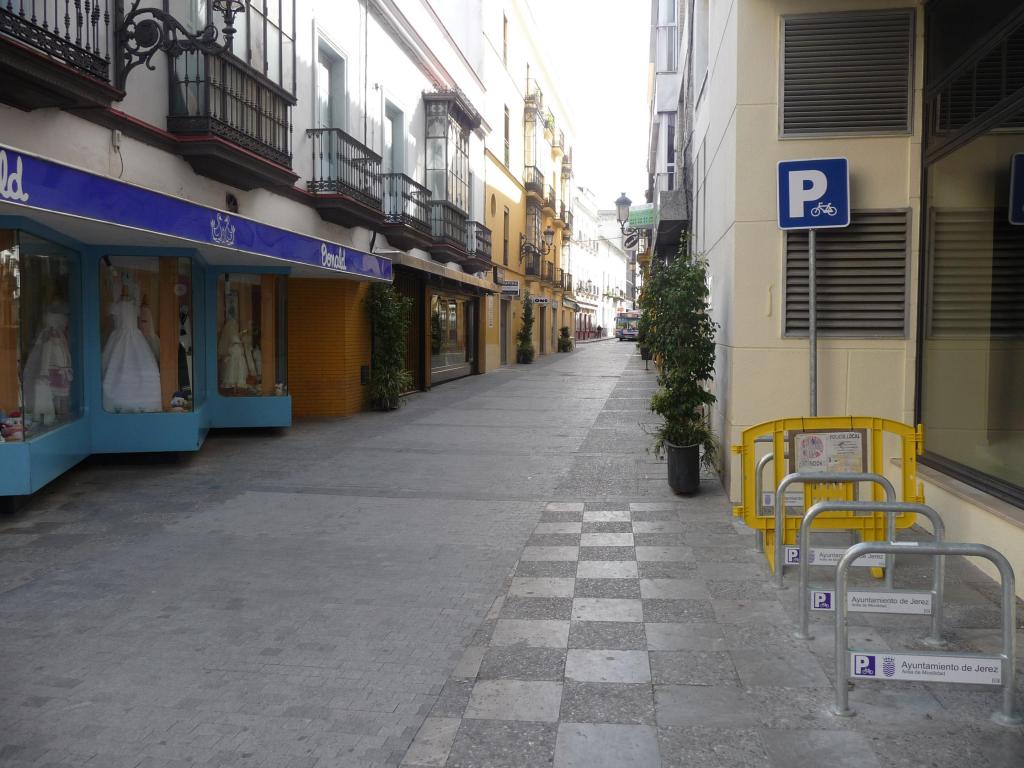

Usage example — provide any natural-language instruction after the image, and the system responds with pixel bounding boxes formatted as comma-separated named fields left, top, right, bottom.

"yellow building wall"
left=287, top=278, right=371, bottom=417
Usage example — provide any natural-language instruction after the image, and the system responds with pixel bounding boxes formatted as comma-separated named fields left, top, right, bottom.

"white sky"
left=526, top=0, right=651, bottom=209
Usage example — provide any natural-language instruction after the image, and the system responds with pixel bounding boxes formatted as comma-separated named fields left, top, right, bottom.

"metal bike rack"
left=774, top=471, right=897, bottom=589
left=795, top=501, right=945, bottom=644
left=832, top=541, right=1021, bottom=727
left=752, top=436, right=791, bottom=555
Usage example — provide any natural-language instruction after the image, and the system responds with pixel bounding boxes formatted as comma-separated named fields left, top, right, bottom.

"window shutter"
left=927, top=209, right=1024, bottom=338
left=781, top=10, right=914, bottom=135
left=785, top=210, right=909, bottom=337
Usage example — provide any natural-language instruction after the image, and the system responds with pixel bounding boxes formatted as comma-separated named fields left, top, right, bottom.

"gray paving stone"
left=534, top=523, right=583, bottom=535
left=569, top=621, right=647, bottom=651
left=635, top=546, right=692, bottom=562
left=630, top=509, right=681, bottom=522
left=731, top=648, right=830, bottom=688
left=761, top=729, right=882, bottom=768
left=654, top=685, right=762, bottom=727
left=649, top=650, right=739, bottom=686
left=582, top=522, right=634, bottom=533
left=446, top=719, right=558, bottom=768
left=501, top=597, right=574, bottom=620
left=638, top=561, right=698, bottom=579
left=520, top=546, right=579, bottom=562
left=401, top=717, right=460, bottom=766
left=574, top=578, right=642, bottom=599
left=579, top=546, right=635, bottom=561
left=642, top=598, right=715, bottom=622
left=639, top=578, right=710, bottom=599
left=546, top=503, right=585, bottom=513
left=541, top=511, right=585, bottom=523
left=515, top=561, right=578, bottom=578
left=477, top=646, right=566, bottom=681
left=564, top=650, right=651, bottom=684
left=712, top=599, right=791, bottom=626
left=463, top=680, right=563, bottom=722
left=634, top=532, right=687, bottom=547
left=490, top=619, right=570, bottom=649
left=576, top=560, right=638, bottom=579
left=451, top=646, right=487, bottom=679
left=657, top=725, right=771, bottom=768
left=582, top=511, right=631, bottom=522
left=632, top=520, right=684, bottom=533
left=527, top=533, right=581, bottom=547
left=510, top=577, right=576, bottom=598
left=645, top=622, right=726, bottom=651
left=553, top=722, right=660, bottom=768
left=559, top=682, right=655, bottom=725
left=580, top=533, right=634, bottom=547
left=429, top=680, right=475, bottom=718
left=572, top=598, right=643, bottom=623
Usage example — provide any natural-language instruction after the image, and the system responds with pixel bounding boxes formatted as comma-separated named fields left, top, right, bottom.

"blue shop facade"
left=0, top=143, right=392, bottom=497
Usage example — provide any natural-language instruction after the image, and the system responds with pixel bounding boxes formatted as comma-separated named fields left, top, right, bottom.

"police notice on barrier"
left=810, top=589, right=933, bottom=614
left=789, top=429, right=867, bottom=474
left=850, top=653, right=1002, bottom=685
left=784, top=546, right=885, bottom=567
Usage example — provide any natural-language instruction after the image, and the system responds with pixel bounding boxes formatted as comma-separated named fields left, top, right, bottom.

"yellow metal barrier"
left=731, top=417, right=924, bottom=575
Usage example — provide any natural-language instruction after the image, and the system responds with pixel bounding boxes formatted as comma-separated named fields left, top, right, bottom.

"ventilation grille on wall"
left=785, top=210, right=910, bottom=337
left=781, top=10, right=914, bottom=135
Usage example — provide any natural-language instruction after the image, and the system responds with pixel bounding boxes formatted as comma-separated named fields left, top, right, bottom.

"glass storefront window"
left=920, top=120, right=1024, bottom=492
left=217, top=273, right=287, bottom=396
left=99, top=255, right=193, bottom=413
left=1, top=230, right=81, bottom=442
left=430, top=293, right=476, bottom=383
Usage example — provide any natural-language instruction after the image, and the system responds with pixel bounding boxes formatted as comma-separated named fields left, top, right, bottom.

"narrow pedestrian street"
left=1, top=342, right=1022, bottom=767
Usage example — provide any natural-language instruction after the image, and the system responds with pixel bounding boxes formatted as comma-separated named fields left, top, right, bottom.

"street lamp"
left=519, top=225, right=556, bottom=259
left=615, top=192, right=642, bottom=250
left=116, top=0, right=248, bottom=89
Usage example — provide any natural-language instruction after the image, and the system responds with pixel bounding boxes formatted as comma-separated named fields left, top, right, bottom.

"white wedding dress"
left=23, top=309, right=73, bottom=424
left=101, top=298, right=162, bottom=412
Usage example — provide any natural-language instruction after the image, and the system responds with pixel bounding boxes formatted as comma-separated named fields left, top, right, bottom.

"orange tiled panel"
left=287, top=278, right=371, bottom=417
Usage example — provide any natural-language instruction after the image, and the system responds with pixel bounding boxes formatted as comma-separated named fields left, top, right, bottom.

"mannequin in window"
left=101, top=283, right=162, bottom=412
left=218, top=314, right=249, bottom=392
left=23, top=302, right=73, bottom=426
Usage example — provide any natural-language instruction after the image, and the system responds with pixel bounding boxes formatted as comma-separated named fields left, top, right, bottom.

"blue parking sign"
left=1010, top=154, right=1024, bottom=225
left=777, top=158, right=850, bottom=230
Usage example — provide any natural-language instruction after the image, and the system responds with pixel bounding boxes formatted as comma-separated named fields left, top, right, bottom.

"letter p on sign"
left=777, top=158, right=850, bottom=230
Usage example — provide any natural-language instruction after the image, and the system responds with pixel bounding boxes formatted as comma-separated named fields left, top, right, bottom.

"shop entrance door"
left=500, top=300, right=509, bottom=365
left=540, top=307, right=547, bottom=355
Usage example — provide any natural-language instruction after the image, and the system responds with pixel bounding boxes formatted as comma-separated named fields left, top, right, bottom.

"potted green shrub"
left=557, top=326, right=573, bottom=352
left=516, top=293, right=535, bottom=363
left=641, top=241, right=718, bottom=493
left=366, top=283, right=413, bottom=410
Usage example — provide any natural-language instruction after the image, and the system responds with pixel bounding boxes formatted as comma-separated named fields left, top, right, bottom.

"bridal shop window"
left=217, top=273, right=287, bottom=396
left=0, top=230, right=81, bottom=441
left=99, top=256, right=193, bottom=413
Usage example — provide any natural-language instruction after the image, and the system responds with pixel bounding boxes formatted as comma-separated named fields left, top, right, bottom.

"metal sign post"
left=777, top=158, right=851, bottom=416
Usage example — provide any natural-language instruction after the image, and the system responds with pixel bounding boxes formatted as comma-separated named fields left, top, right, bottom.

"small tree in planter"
left=557, top=326, right=573, bottom=352
left=366, top=283, right=413, bottom=410
left=516, top=293, right=536, bottom=363
left=642, top=240, right=718, bottom=493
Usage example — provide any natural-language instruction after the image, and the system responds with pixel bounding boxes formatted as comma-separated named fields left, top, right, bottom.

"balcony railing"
left=1, top=1, right=110, bottom=81
left=306, top=127, right=382, bottom=206
left=525, top=77, right=543, bottom=110
left=564, top=210, right=574, bottom=232
left=564, top=272, right=574, bottom=294
left=556, top=267, right=564, bottom=289
left=552, top=128, right=564, bottom=151
left=524, top=165, right=544, bottom=195
left=542, top=261, right=554, bottom=283
left=170, top=50, right=293, bottom=168
left=543, top=184, right=556, bottom=211
left=524, top=251, right=541, bottom=277
left=467, top=221, right=492, bottom=261
left=430, top=200, right=468, bottom=248
left=383, top=173, right=431, bottom=234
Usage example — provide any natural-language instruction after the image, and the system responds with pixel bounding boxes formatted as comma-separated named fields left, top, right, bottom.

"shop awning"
left=388, top=250, right=495, bottom=293
left=0, top=143, right=392, bottom=281
left=561, top=298, right=580, bottom=311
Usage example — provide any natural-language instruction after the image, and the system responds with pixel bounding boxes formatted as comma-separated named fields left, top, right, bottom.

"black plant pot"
left=666, top=442, right=700, bottom=494
left=640, top=346, right=651, bottom=361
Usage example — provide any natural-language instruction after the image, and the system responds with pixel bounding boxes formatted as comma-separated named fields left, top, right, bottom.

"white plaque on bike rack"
left=810, top=589, right=932, bottom=614
left=850, top=652, right=1002, bottom=685
left=784, top=546, right=884, bottom=567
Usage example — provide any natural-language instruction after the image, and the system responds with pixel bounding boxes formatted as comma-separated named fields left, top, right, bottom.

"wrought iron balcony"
left=543, top=184, right=556, bottom=214
left=381, top=173, right=432, bottom=250
left=524, top=165, right=544, bottom=196
left=564, top=272, right=574, bottom=295
left=0, top=0, right=118, bottom=109
left=307, top=127, right=382, bottom=207
left=430, top=199, right=469, bottom=251
left=170, top=50, right=296, bottom=189
left=525, top=77, right=543, bottom=111
left=467, top=221, right=492, bottom=261
left=524, top=251, right=542, bottom=277
left=556, top=267, right=564, bottom=289
left=552, top=128, right=564, bottom=153
left=542, top=261, right=554, bottom=283
left=564, top=209, right=574, bottom=233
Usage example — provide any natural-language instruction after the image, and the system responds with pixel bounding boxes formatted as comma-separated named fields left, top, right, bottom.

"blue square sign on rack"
left=777, top=157, right=850, bottom=230
left=1010, top=154, right=1024, bottom=226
